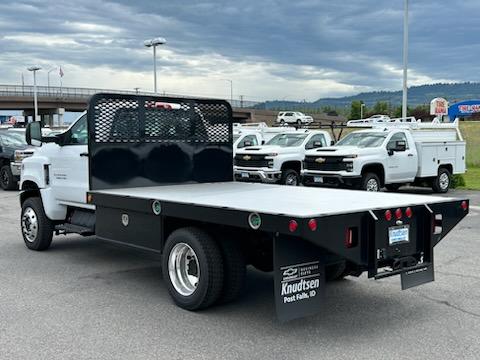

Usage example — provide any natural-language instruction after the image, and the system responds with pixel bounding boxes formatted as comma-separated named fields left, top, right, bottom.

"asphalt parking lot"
left=1, top=189, right=479, bottom=360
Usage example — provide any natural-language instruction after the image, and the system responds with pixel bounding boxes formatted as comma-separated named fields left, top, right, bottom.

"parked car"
left=234, top=130, right=332, bottom=185
left=302, top=121, right=465, bottom=192
left=276, top=112, right=314, bottom=125
left=0, top=130, right=34, bottom=190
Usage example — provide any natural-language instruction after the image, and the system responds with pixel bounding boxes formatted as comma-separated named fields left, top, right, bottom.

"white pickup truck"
left=302, top=122, right=466, bottom=193
left=233, top=122, right=295, bottom=155
left=234, top=130, right=333, bottom=185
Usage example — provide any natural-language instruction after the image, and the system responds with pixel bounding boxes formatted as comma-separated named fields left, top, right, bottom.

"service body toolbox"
left=22, top=94, right=469, bottom=321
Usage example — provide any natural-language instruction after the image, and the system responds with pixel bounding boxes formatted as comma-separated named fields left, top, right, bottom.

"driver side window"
left=305, top=134, right=326, bottom=149
left=64, top=115, right=88, bottom=145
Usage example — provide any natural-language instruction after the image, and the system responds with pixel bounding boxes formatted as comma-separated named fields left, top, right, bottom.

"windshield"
left=266, top=133, right=308, bottom=147
left=336, top=132, right=387, bottom=148
left=1, top=132, right=27, bottom=146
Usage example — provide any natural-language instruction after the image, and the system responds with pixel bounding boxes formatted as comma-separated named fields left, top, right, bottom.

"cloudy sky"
left=0, top=0, right=478, bottom=102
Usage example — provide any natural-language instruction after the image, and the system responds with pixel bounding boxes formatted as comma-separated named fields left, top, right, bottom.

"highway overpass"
left=0, top=84, right=345, bottom=126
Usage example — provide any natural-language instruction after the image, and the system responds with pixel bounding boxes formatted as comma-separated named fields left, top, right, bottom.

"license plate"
left=241, top=172, right=250, bottom=178
left=388, top=225, right=409, bottom=245
left=314, top=176, right=323, bottom=183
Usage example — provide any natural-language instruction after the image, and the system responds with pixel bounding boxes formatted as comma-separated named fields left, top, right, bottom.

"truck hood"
left=236, top=145, right=299, bottom=155
left=308, top=146, right=378, bottom=157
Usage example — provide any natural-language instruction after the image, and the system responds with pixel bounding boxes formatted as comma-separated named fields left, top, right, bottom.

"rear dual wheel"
left=162, top=227, right=245, bottom=310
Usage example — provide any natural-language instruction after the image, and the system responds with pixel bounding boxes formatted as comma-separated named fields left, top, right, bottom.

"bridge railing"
left=0, top=84, right=261, bottom=108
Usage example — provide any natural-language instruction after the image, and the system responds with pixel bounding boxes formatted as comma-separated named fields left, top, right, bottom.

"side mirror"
left=395, top=140, right=407, bottom=152
left=26, top=122, right=42, bottom=146
left=261, top=140, right=266, bottom=145
left=330, top=140, right=335, bottom=146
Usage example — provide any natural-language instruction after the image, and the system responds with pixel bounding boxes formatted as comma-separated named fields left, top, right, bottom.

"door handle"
left=407, top=153, right=414, bottom=157
left=80, top=152, right=89, bottom=157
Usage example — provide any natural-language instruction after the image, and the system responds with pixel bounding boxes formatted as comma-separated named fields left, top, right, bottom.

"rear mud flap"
left=274, top=235, right=325, bottom=322
left=401, top=262, right=434, bottom=290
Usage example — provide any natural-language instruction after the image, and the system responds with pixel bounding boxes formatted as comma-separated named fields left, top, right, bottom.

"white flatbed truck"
left=20, top=94, right=469, bottom=321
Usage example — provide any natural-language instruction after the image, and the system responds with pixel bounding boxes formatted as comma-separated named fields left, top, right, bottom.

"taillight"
left=395, top=208, right=403, bottom=220
left=385, top=210, right=392, bottom=221
left=461, top=201, right=468, bottom=211
left=405, top=207, right=413, bottom=218
left=345, top=227, right=358, bottom=248
left=308, top=219, right=317, bottom=231
left=289, top=220, right=298, bottom=232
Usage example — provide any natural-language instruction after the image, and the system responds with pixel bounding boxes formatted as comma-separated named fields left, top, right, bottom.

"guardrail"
left=0, top=84, right=261, bottom=108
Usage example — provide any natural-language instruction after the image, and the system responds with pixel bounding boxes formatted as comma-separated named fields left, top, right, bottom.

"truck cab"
left=21, top=112, right=90, bottom=220
left=234, top=130, right=332, bottom=185
left=302, top=124, right=466, bottom=193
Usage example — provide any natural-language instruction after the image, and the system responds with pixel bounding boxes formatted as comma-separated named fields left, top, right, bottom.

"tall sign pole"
left=402, top=0, right=409, bottom=119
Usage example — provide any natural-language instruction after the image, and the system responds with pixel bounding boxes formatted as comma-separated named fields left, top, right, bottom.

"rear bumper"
left=234, top=168, right=282, bottom=183
left=302, top=171, right=361, bottom=187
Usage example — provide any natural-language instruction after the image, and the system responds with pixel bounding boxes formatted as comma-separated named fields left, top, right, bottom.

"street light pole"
left=360, top=103, right=365, bottom=119
left=27, top=66, right=41, bottom=122
left=222, top=79, right=233, bottom=105
left=47, top=68, right=57, bottom=92
left=144, top=37, right=166, bottom=93
left=402, top=0, right=409, bottom=119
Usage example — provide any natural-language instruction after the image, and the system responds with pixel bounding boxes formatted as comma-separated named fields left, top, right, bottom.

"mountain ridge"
left=258, top=82, right=480, bottom=110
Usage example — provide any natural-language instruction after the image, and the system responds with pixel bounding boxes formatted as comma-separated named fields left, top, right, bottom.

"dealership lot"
left=1, top=189, right=479, bottom=360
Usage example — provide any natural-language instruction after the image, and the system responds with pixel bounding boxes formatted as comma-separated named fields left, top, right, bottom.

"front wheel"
left=361, top=173, right=381, bottom=192
left=162, top=227, right=224, bottom=310
left=432, top=168, right=451, bottom=193
left=21, top=197, right=54, bottom=251
left=280, top=169, right=300, bottom=186
left=0, top=165, right=17, bottom=190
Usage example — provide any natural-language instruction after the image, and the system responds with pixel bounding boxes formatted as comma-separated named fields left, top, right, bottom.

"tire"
left=280, top=169, right=300, bottom=186
left=361, top=172, right=381, bottom=192
left=385, top=183, right=402, bottom=192
left=326, top=262, right=348, bottom=281
left=296, top=119, right=302, bottom=125
left=432, top=168, right=451, bottom=193
left=280, top=120, right=285, bottom=126
left=162, top=227, right=224, bottom=311
left=21, top=197, right=54, bottom=251
left=217, top=239, right=246, bottom=304
left=0, top=165, right=17, bottom=190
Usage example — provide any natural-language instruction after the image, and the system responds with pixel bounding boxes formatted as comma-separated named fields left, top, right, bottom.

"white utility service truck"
left=19, top=94, right=468, bottom=321
left=234, top=130, right=333, bottom=185
left=302, top=121, right=466, bottom=193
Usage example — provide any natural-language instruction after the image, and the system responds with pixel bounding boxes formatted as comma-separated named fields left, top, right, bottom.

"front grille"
left=234, top=154, right=269, bottom=168
left=304, top=156, right=347, bottom=171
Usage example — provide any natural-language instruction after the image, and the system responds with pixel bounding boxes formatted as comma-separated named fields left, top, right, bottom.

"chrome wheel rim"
left=366, top=178, right=379, bottom=191
left=168, top=243, right=200, bottom=296
left=22, top=207, right=38, bottom=243
left=285, top=173, right=298, bottom=186
left=439, top=173, right=449, bottom=190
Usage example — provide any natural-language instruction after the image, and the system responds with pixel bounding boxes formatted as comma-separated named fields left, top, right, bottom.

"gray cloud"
left=0, top=0, right=478, bottom=100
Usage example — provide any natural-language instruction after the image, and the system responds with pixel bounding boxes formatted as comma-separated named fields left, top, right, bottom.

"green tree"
left=371, top=101, right=389, bottom=115
left=349, top=100, right=364, bottom=120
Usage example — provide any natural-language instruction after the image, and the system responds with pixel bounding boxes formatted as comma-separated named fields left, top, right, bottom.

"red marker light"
left=308, top=219, right=317, bottom=231
left=395, top=208, right=403, bottom=220
left=461, top=201, right=468, bottom=211
left=289, top=220, right=298, bottom=232
left=385, top=210, right=392, bottom=221
left=405, top=207, right=413, bottom=218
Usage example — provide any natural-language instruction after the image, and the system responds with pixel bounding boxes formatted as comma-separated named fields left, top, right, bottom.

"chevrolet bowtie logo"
left=243, top=155, right=252, bottom=160
left=315, top=157, right=326, bottom=163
